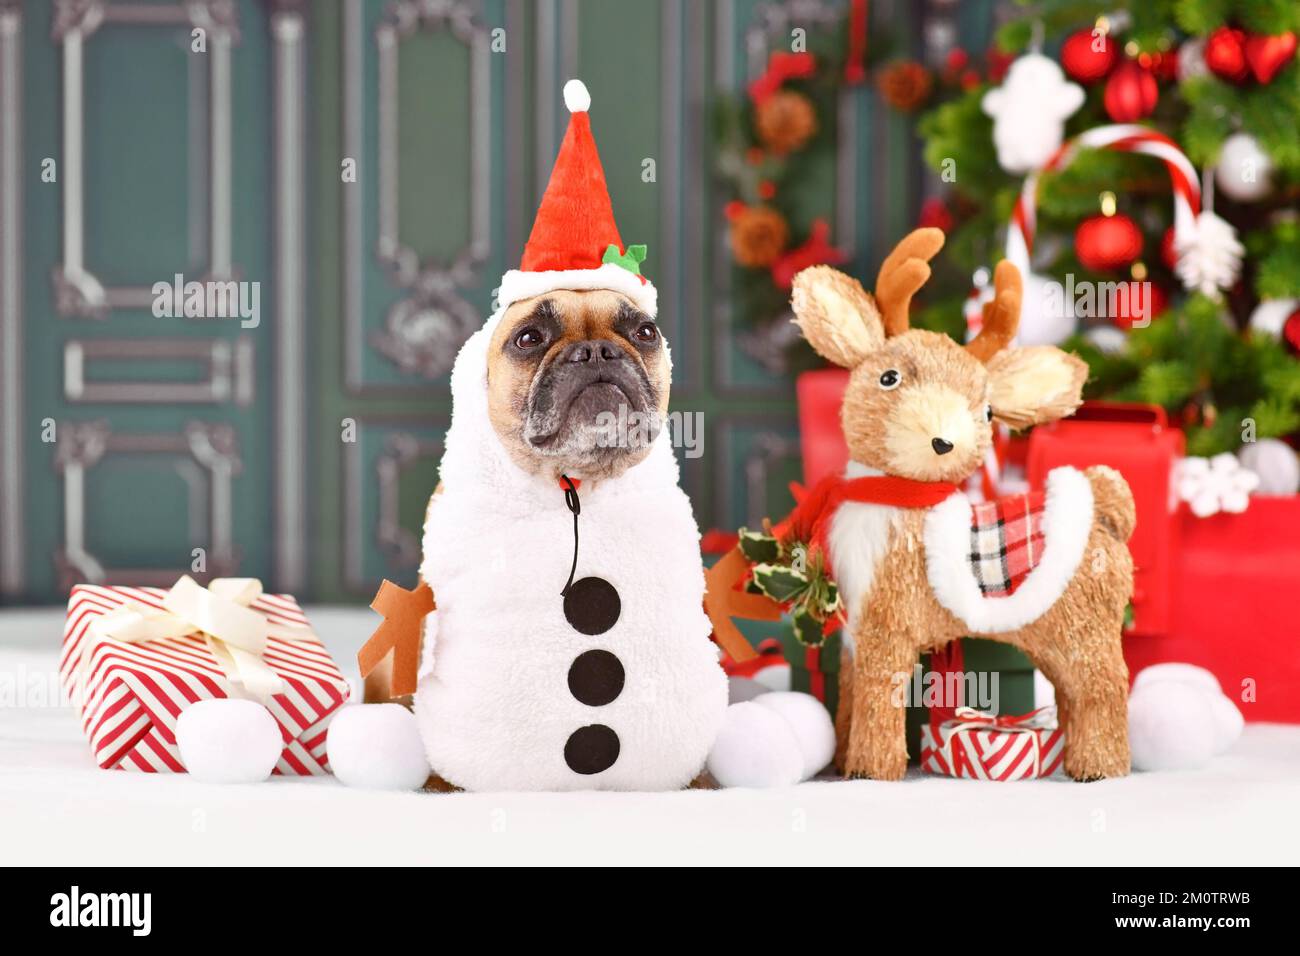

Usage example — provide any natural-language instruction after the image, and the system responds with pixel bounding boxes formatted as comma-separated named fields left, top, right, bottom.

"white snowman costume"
left=328, top=80, right=833, bottom=792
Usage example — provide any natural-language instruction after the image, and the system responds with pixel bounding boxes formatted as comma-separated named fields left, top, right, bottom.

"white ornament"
left=1238, top=439, right=1300, bottom=495
left=1084, top=324, right=1129, bottom=354
left=1175, top=453, right=1260, bottom=517
left=1174, top=211, right=1243, bottom=297
left=175, top=699, right=283, bottom=784
left=1247, top=297, right=1299, bottom=339
left=1176, top=37, right=1208, bottom=84
left=327, top=703, right=432, bottom=790
left=981, top=53, right=1085, bottom=174
left=1019, top=270, right=1079, bottom=345
left=1215, top=132, right=1274, bottom=202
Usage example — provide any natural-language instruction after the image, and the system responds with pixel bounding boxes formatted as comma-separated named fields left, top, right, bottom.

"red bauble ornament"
left=1104, top=60, right=1159, bottom=121
left=1076, top=213, right=1144, bottom=271
left=1110, top=281, right=1169, bottom=329
left=1283, top=309, right=1300, bottom=355
left=1244, top=31, right=1298, bottom=84
left=918, top=197, right=953, bottom=232
left=1061, top=27, right=1118, bottom=84
left=1205, top=27, right=1249, bottom=83
left=1160, top=226, right=1179, bottom=269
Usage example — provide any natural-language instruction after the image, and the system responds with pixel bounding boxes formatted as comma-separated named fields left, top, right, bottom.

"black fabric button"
left=562, top=576, right=621, bottom=635
left=567, top=650, right=625, bottom=706
left=564, top=724, right=620, bottom=775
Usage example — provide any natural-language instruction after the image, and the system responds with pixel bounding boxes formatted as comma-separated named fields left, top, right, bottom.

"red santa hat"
left=496, top=80, right=657, bottom=317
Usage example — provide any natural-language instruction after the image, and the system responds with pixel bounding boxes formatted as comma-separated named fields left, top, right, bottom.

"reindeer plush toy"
left=788, top=228, right=1135, bottom=781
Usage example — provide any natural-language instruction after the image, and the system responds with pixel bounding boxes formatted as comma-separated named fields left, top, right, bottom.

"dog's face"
left=486, top=289, right=670, bottom=482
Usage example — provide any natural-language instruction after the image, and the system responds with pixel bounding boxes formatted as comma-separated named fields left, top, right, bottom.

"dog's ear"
left=790, top=266, right=884, bottom=369
left=986, top=345, right=1088, bottom=430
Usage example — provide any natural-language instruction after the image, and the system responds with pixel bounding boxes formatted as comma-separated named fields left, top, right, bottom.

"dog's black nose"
left=564, top=339, right=623, bottom=364
left=931, top=437, right=954, bottom=455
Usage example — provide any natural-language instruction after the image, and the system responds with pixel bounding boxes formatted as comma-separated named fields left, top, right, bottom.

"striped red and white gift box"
left=920, top=717, right=1065, bottom=781
left=59, top=585, right=351, bottom=774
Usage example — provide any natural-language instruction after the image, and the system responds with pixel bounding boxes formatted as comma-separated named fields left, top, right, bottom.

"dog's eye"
left=634, top=322, right=658, bottom=344
left=879, top=369, right=901, bottom=390
left=985, top=404, right=994, bottom=422
left=514, top=327, right=545, bottom=350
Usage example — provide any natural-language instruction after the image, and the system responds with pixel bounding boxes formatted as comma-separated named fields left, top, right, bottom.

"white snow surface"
left=3, top=606, right=1297, bottom=866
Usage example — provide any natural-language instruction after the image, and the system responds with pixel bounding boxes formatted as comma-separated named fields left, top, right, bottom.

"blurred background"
left=1, top=0, right=1298, bottom=608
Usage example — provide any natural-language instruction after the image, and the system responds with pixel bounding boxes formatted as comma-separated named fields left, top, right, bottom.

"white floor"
left=3, top=606, right=1298, bottom=866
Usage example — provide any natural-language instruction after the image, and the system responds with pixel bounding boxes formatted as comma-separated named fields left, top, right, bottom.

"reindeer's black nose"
left=931, top=437, right=954, bottom=455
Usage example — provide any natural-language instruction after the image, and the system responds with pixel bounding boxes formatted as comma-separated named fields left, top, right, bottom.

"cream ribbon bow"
left=82, top=576, right=316, bottom=702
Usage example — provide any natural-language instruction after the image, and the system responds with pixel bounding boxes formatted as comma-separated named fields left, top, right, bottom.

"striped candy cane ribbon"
left=1005, top=123, right=1236, bottom=297
left=1008, top=124, right=1201, bottom=272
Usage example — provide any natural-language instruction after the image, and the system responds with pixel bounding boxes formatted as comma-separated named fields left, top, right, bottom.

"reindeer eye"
left=879, top=369, right=901, bottom=390
left=986, top=404, right=994, bottom=422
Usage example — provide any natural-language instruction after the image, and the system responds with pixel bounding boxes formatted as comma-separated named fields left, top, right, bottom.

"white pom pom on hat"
left=563, top=79, right=591, bottom=113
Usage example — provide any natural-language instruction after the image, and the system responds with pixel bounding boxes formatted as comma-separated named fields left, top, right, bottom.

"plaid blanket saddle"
left=968, top=490, right=1047, bottom=597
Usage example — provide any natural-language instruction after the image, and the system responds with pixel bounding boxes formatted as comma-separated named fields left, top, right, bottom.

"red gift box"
left=1027, top=402, right=1183, bottom=636
left=1130, top=498, right=1300, bottom=723
left=60, top=582, right=352, bottom=773
left=920, top=707, right=1065, bottom=780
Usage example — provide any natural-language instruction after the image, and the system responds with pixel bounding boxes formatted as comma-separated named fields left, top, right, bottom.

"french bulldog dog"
left=407, top=286, right=730, bottom=791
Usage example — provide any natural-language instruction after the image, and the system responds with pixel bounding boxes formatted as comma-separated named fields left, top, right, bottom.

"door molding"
left=51, top=0, right=239, bottom=318
left=0, top=0, right=23, bottom=596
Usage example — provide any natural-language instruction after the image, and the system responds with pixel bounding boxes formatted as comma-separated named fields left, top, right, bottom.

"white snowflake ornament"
left=1175, top=453, right=1260, bottom=518
left=981, top=53, right=1085, bottom=174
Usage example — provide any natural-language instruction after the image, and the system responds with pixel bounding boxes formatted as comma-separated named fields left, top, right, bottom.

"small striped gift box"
left=920, top=706, right=1064, bottom=781
left=60, top=581, right=351, bottom=774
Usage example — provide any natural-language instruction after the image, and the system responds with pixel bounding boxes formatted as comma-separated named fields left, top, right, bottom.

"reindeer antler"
left=874, top=227, right=945, bottom=337
left=967, top=260, right=1022, bottom=363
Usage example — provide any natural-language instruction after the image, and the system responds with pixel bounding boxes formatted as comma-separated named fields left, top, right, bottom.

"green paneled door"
left=9, top=0, right=297, bottom=602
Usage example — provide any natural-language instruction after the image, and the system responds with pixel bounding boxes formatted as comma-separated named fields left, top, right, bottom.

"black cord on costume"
left=560, top=474, right=581, bottom=597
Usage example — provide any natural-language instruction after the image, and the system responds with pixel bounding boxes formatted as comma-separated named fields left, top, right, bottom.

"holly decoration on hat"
left=602, top=243, right=647, bottom=277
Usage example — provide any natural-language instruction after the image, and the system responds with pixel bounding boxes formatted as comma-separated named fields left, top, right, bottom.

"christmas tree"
left=908, top=0, right=1300, bottom=458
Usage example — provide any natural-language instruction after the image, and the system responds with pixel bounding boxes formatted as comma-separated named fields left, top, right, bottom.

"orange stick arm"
left=359, top=580, right=436, bottom=699
left=703, top=547, right=782, bottom=664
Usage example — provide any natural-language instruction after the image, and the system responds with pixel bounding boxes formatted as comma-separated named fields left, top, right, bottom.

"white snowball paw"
left=1131, top=662, right=1223, bottom=697
left=1128, top=682, right=1217, bottom=771
left=176, top=698, right=283, bottom=784
left=327, top=703, right=431, bottom=790
left=753, top=691, right=836, bottom=780
left=707, top=701, right=803, bottom=788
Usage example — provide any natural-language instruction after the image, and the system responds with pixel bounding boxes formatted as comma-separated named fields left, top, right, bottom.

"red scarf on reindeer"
left=775, top=473, right=959, bottom=577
